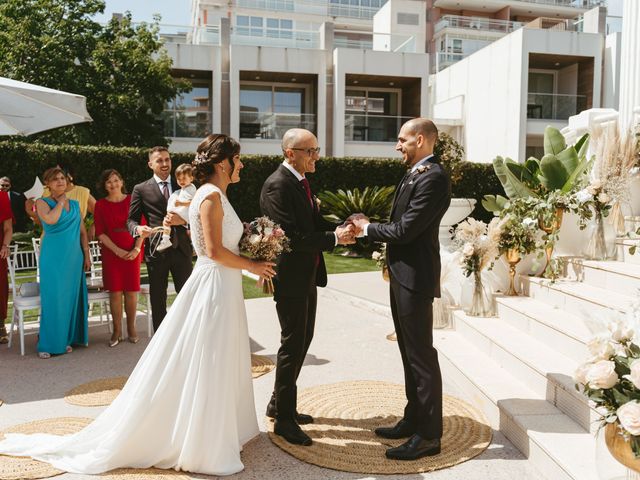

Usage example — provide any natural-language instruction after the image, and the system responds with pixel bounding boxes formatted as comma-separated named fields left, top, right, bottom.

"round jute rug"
left=266, top=380, right=492, bottom=474
left=100, top=468, right=191, bottom=479
left=65, top=377, right=128, bottom=407
left=251, top=354, right=275, bottom=378
left=0, top=417, right=92, bottom=480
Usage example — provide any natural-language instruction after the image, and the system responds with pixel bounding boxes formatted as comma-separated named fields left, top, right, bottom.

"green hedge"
left=0, top=142, right=502, bottom=223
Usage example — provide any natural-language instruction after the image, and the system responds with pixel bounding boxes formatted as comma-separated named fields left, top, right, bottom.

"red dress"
left=94, top=196, right=143, bottom=292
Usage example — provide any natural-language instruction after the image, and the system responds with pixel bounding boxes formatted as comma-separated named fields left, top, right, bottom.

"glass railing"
left=162, top=109, right=212, bottom=138
left=344, top=114, right=413, bottom=142
left=434, top=51, right=465, bottom=71
left=335, top=30, right=416, bottom=53
left=231, top=28, right=320, bottom=49
left=512, top=0, right=603, bottom=7
left=527, top=93, right=588, bottom=120
left=239, top=112, right=317, bottom=139
left=234, top=0, right=382, bottom=20
left=435, top=15, right=523, bottom=34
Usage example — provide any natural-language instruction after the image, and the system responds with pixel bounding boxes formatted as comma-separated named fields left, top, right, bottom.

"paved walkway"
left=0, top=272, right=541, bottom=479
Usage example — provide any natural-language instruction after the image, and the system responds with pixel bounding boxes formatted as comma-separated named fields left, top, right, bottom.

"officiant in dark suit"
left=127, top=147, right=193, bottom=331
left=260, top=128, right=355, bottom=447
left=349, top=118, right=451, bottom=461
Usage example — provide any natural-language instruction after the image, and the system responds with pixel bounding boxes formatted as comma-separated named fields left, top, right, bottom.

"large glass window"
left=240, top=83, right=315, bottom=139
left=528, top=71, right=555, bottom=119
left=163, top=82, right=212, bottom=138
left=345, top=88, right=401, bottom=142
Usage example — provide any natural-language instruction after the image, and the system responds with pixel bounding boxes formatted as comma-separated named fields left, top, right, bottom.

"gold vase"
left=505, top=249, right=521, bottom=296
left=605, top=422, right=640, bottom=473
left=538, top=207, right=564, bottom=277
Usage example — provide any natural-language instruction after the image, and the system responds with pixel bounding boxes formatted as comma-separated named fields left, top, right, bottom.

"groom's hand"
left=335, top=224, right=356, bottom=245
left=347, top=213, right=369, bottom=236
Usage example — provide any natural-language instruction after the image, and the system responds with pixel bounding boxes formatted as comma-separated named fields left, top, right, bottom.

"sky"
left=93, top=0, right=191, bottom=26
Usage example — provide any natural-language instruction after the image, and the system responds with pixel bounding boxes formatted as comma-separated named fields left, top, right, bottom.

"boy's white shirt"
left=167, top=183, right=196, bottom=222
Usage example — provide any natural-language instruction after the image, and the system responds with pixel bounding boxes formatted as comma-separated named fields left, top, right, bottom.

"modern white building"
left=159, top=0, right=624, bottom=162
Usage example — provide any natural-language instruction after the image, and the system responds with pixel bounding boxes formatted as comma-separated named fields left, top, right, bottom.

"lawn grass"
left=4, top=251, right=378, bottom=324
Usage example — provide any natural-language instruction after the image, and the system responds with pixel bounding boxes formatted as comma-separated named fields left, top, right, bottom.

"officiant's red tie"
left=301, top=178, right=320, bottom=267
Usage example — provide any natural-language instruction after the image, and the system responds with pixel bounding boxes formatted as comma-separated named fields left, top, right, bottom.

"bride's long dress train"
left=0, top=183, right=259, bottom=476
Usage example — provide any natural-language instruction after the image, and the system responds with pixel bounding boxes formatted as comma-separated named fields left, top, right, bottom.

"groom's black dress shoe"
left=266, top=403, right=314, bottom=425
left=273, top=419, right=312, bottom=446
left=374, top=419, right=416, bottom=439
left=385, top=435, right=441, bottom=460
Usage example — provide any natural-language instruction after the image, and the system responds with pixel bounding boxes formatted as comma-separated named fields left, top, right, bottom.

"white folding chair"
left=7, top=247, right=41, bottom=356
left=31, top=238, right=41, bottom=281
left=139, top=284, right=153, bottom=337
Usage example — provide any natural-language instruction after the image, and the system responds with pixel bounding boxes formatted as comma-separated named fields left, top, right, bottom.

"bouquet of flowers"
left=453, top=217, right=501, bottom=277
left=371, top=243, right=386, bottom=268
left=574, top=178, right=613, bottom=219
left=574, top=298, right=640, bottom=459
left=240, top=216, right=290, bottom=294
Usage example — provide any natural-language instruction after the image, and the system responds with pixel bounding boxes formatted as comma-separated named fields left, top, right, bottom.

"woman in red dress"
left=0, top=191, right=13, bottom=344
left=94, top=170, right=143, bottom=347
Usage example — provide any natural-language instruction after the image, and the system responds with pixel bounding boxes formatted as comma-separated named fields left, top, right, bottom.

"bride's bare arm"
left=200, top=192, right=275, bottom=278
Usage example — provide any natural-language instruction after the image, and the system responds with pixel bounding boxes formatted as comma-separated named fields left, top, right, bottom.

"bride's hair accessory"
left=193, top=152, right=209, bottom=166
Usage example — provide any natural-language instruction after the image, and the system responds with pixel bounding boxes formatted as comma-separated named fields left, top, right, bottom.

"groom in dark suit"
left=350, top=118, right=451, bottom=460
left=260, top=128, right=355, bottom=446
left=127, top=146, right=193, bottom=332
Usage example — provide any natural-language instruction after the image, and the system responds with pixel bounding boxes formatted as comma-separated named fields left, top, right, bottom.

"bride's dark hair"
left=192, top=134, right=241, bottom=184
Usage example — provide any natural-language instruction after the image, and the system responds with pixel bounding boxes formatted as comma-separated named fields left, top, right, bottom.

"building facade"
left=160, top=0, right=623, bottom=162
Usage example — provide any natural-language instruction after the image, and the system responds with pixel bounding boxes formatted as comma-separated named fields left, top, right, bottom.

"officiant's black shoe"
left=266, top=403, right=314, bottom=425
left=274, top=420, right=312, bottom=446
left=385, top=435, right=441, bottom=460
left=374, top=419, right=416, bottom=439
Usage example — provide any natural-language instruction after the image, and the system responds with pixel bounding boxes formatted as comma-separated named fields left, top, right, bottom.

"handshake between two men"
left=333, top=213, right=370, bottom=245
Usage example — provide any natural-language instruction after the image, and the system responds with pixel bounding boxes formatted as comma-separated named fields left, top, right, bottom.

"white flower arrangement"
left=453, top=217, right=502, bottom=277
left=574, top=295, right=640, bottom=457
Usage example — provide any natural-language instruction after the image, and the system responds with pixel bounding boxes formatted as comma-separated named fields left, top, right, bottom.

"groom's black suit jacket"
left=127, top=177, right=192, bottom=262
left=368, top=156, right=451, bottom=297
left=260, top=165, right=336, bottom=299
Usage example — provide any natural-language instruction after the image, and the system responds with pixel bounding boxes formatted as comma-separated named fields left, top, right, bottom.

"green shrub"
left=0, top=141, right=503, bottom=223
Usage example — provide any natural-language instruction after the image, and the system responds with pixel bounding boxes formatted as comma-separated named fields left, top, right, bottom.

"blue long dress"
left=38, top=198, right=88, bottom=354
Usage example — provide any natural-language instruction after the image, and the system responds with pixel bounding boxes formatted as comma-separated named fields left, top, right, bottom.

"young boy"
left=157, top=164, right=196, bottom=252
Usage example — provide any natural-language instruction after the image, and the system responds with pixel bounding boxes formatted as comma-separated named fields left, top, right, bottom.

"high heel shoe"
left=66, top=345, right=73, bottom=353
left=109, top=336, right=123, bottom=348
left=128, top=336, right=139, bottom=344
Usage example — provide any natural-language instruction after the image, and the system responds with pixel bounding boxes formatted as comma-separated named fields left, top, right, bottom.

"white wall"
left=431, top=28, right=603, bottom=163
left=228, top=45, right=327, bottom=155
left=373, top=0, right=426, bottom=54
left=332, top=48, right=429, bottom=157
left=602, top=32, right=622, bottom=109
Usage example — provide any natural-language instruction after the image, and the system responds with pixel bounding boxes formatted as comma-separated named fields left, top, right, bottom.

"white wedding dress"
left=0, top=183, right=259, bottom=476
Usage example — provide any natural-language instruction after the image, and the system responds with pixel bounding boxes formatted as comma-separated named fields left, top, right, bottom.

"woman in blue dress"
left=35, top=167, right=90, bottom=359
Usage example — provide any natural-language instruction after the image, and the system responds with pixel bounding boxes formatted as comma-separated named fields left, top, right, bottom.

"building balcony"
left=435, top=15, right=523, bottom=35
left=434, top=52, right=465, bottom=72
left=433, top=0, right=603, bottom=9
left=162, top=109, right=212, bottom=138
left=231, top=28, right=320, bottom=49
left=344, top=114, right=412, bottom=142
left=233, top=0, right=381, bottom=20
left=527, top=92, right=587, bottom=120
left=335, top=30, right=417, bottom=53
left=240, top=112, right=317, bottom=139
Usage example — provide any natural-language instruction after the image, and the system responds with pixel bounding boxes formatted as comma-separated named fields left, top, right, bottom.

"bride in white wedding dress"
left=0, top=134, right=276, bottom=476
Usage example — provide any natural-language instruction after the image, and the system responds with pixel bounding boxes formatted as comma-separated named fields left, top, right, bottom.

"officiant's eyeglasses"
left=290, top=147, right=321, bottom=156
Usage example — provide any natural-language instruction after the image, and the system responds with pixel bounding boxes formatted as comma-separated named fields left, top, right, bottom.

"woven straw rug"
left=251, top=354, right=275, bottom=378
left=266, top=380, right=492, bottom=474
left=0, top=418, right=191, bottom=480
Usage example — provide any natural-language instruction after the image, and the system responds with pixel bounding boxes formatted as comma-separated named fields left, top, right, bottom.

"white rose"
left=608, top=319, right=635, bottom=343
left=249, top=234, right=261, bottom=245
left=587, top=186, right=598, bottom=196
left=575, top=189, right=593, bottom=204
left=371, top=252, right=381, bottom=261
left=625, top=359, right=640, bottom=389
left=574, top=362, right=592, bottom=385
left=590, top=179, right=603, bottom=190
left=597, top=192, right=611, bottom=204
left=462, top=243, right=474, bottom=257
left=586, top=360, right=619, bottom=389
left=587, top=337, right=615, bottom=360
left=263, top=227, right=273, bottom=236
left=522, top=217, right=538, bottom=228
left=617, top=401, right=640, bottom=436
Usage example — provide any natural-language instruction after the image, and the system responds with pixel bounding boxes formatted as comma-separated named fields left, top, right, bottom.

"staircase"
left=434, top=237, right=640, bottom=480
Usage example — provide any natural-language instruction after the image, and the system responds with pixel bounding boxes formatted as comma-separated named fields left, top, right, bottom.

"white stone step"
left=566, top=259, right=640, bottom=297
left=496, top=296, right=591, bottom=363
left=435, top=330, right=598, bottom=480
left=453, top=310, right=598, bottom=433
left=521, top=276, right=635, bottom=321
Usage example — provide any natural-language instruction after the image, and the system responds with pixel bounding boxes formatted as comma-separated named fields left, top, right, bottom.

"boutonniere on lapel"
left=407, top=164, right=432, bottom=185
left=314, top=196, right=321, bottom=209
